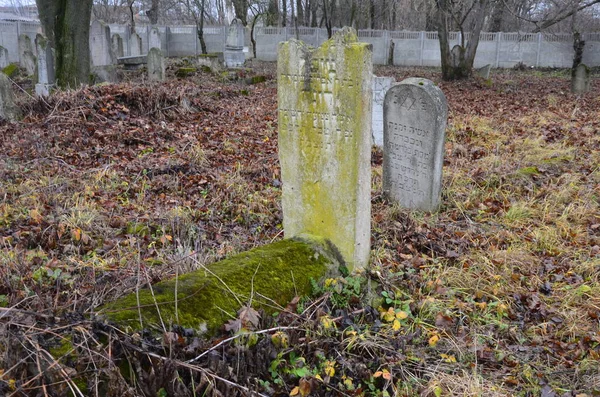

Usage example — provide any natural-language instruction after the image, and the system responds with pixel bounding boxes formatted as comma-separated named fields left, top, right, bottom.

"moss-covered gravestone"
left=0, top=72, right=19, bottom=121
left=278, top=27, right=372, bottom=271
left=101, top=236, right=342, bottom=335
left=383, top=78, right=447, bottom=212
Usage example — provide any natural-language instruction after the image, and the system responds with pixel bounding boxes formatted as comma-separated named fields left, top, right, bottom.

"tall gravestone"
left=572, top=64, right=590, bottom=94
left=278, top=27, right=373, bottom=271
left=0, top=72, right=19, bottom=121
left=149, top=28, right=161, bottom=51
left=383, top=78, right=447, bottom=212
left=224, top=18, right=245, bottom=68
left=0, top=46, right=9, bottom=69
left=34, top=34, right=55, bottom=98
left=18, top=34, right=36, bottom=75
left=372, top=76, right=394, bottom=147
left=111, top=34, right=124, bottom=58
left=90, top=20, right=115, bottom=67
left=147, top=47, right=165, bottom=81
left=129, top=33, right=142, bottom=56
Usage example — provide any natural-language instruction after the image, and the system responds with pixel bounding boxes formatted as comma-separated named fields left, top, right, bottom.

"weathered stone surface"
left=383, top=78, right=447, bottom=212
left=0, top=72, right=19, bottom=121
left=117, top=55, right=147, bottom=70
left=572, top=63, right=590, bottom=94
left=224, top=18, right=245, bottom=68
left=149, top=27, right=161, bottom=51
left=450, top=45, right=463, bottom=68
left=90, top=20, right=115, bottom=67
left=129, top=33, right=142, bottom=56
left=198, top=53, right=223, bottom=72
left=18, top=34, right=36, bottom=75
left=147, top=47, right=165, bottom=81
left=101, top=236, right=341, bottom=335
left=477, top=64, right=492, bottom=80
left=0, top=46, right=9, bottom=69
left=35, top=34, right=55, bottom=98
left=372, top=75, right=394, bottom=147
left=111, top=34, right=124, bottom=58
left=278, top=27, right=372, bottom=271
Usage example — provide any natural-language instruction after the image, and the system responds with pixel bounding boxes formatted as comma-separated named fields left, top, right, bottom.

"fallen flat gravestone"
left=372, top=75, right=394, bottom=147
left=278, top=27, right=372, bottom=271
left=383, top=78, right=447, bottom=212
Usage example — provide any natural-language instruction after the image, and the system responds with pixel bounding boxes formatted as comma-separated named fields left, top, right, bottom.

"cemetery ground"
left=0, top=61, right=598, bottom=397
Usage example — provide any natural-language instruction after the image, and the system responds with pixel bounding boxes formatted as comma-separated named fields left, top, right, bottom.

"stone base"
left=198, top=53, right=224, bottom=72
left=35, top=83, right=52, bottom=98
left=224, top=49, right=245, bottom=68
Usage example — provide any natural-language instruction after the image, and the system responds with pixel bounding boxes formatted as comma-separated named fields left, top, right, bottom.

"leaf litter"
left=0, top=63, right=598, bottom=396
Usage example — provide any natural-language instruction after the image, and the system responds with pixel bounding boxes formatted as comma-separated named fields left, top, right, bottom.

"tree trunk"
left=197, top=0, right=207, bottom=54
left=36, top=0, right=93, bottom=88
left=323, top=0, right=332, bottom=38
left=232, top=0, right=248, bottom=25
left=147, top=0, right=160, bottom=24
left=267, top=0, right=279, bottom=26
left=282, top=0, right=287, bottom=27
left=297, top=0, right=304, bottom=26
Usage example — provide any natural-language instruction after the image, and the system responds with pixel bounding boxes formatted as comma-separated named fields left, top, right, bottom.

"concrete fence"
left=0, top=20, right=598, bottom=68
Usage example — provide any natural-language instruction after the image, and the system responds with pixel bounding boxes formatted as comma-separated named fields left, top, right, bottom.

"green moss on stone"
left=245, top=75, right=267, bottom=85
left=2, top=63, right=18, bottom=77
left=101, top=236, right=341, bottom=335
left=175, top=67, right=197, bottom=78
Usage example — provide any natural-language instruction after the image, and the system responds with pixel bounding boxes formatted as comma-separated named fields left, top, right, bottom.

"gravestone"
left=90, top=20, right=115, bottom=67
left=18, top=34, right=36, bottom=75
left=278, top=27, right=372, bottom=271
left=149, top=27, right=161, bottom=51
left=111, top=34, right=124, bottom=58
left=477, top=64, right=492, bottom=79
left=129, top=33, right=142, bottom=56
left=0, top=72, right=19, bottom=121
left=224, top=18, right=245, bottom=68
left=0, top=46, right=9, bottom=68
left=383, top=78, right=447, bottom=212
left=572, top=63, right=590, bottom=94
left=147, top=47, right=165, bottom=81
left=372, top=76, right=395, bottom=147
left=450, top=45, right=463, bottom=68
left=34, top=34, right=55, bottom=98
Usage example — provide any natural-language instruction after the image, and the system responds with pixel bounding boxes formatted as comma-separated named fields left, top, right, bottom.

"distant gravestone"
left=149, top=27, right=161, bottom=51
left=0, top=72, right=19, bottom=121
left=90, top=20, right=115, bottom=67
left=224, top=18, right=245, bottom=68
left=477, top=64, right=492, bottom=80
left=572, top=63, right=590, bottom=94
left=450, top=45, right=463, bottom=68
left=111, top=34, right=124, bottom=58
left=372, top=76, right=394, bottom=147
left=147, top=47, right=165, bottom=81
left=18, top=34, right=36, bottom=75
left=34, top=34, right=55, bottom=98
left=0, top=46, right=9, bottom=68
left=278, top=27, right=373, bottom=271
left=129, top=33, right=142, bottom=56
left=383, top=78, right=448, bottom=212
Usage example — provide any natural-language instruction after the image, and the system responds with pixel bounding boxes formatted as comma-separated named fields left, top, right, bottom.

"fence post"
left=419, top=31, right=425, bottom=66
left=536, top=32, right=542, bottom=67
left=495, top=32, right=501, bottom=68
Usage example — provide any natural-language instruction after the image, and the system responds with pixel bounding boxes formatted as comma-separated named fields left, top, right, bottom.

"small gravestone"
left=149, top=27, right=161, bottom=51
left=383, top=78, right=448, bottom=212
left=372, top=76, right=395, bottom=147
left=18, top=34, right=36, bottom=75
left=278, top=27, right=373, bottom=271
left=0, top=72, right=19, bottom=121
left=450, top=45, right=463, bottom=68
left=111, top=34, right=124, bottom=58
left=224, top=18, right=245, bottom=68
left=129, top=33, right=142, bottom=56
left=572, top=63, right=590, bottom=94
left=477, top=64, right=492, bottom=80
left=0, top=46, right=9, bottom=68
left=34, top=34, right=55, bottom=98
left=147, top=47, right=164, bottom=81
